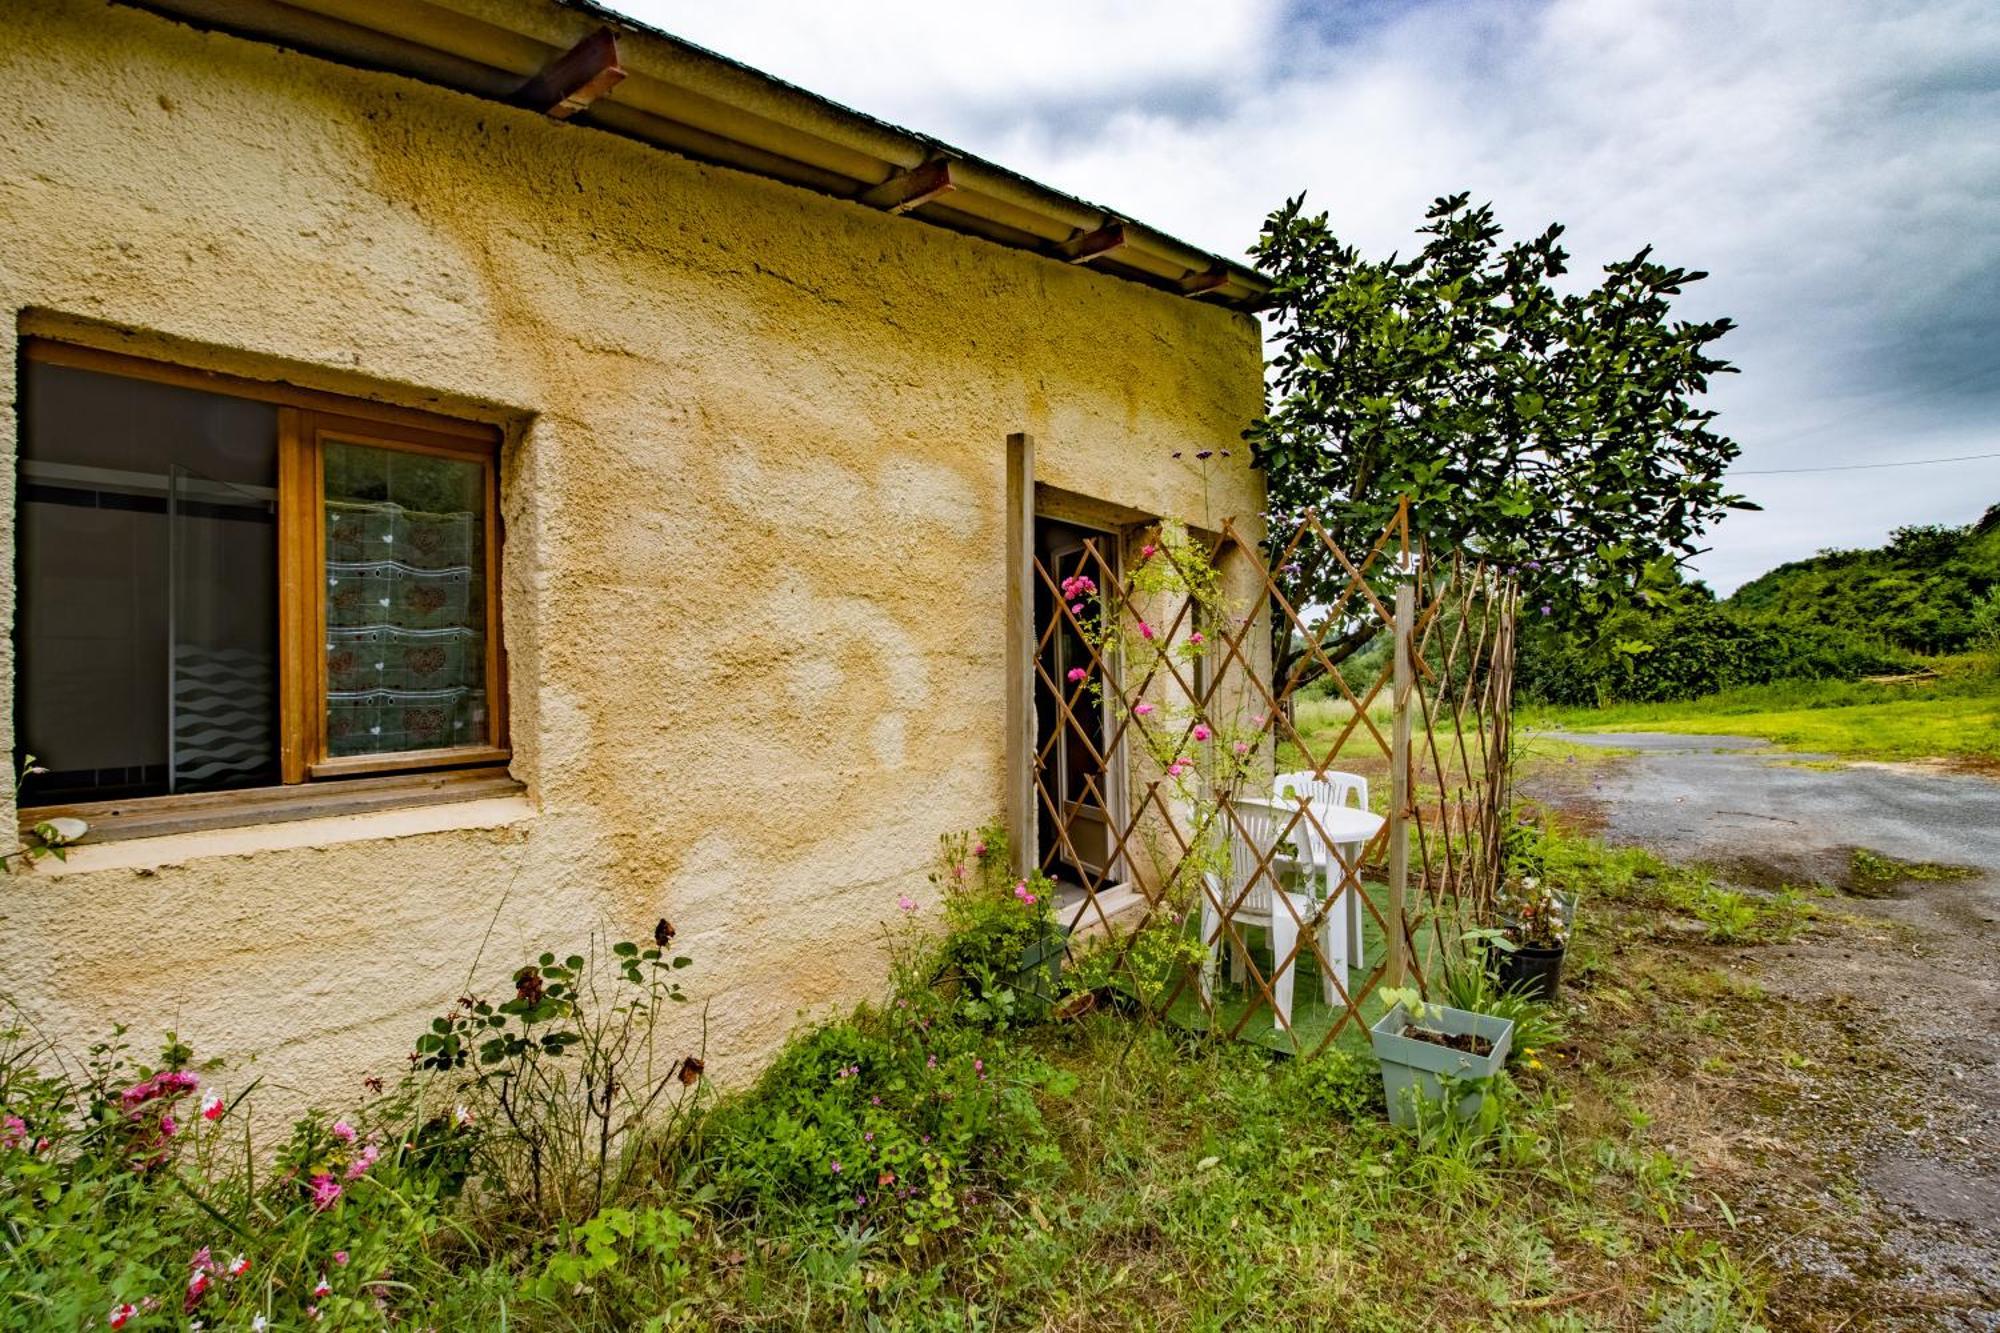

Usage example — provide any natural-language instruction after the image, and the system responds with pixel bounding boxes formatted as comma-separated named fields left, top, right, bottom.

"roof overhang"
left=117, top=0, right=1271, bottom=311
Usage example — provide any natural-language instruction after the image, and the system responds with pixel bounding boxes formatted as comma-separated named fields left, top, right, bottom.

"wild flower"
left=345, top=1143, right=381, bottom=1180
left=331, top=1120, right=357, bottom=1144
left=1, top=1115, right=25, bottom=1149
left=1233, top=741, right=1249, bottom=755
left=184, top=1271, right=211, bottom=1313
left=108, top=1304, right=137, bottom=1329
left=830, top=1159, right=842, bottom=1174
left=225, top=1256, right=250, bottom=1280
left=314, top=1278, right=331, bottom=1299
left=332, top=1251, right=350, bottom=1267
left=308, top=1173, right=343, bottom=1211
left=200, top=1093, right=224, bottom=1122
left=898, top=894, right=918, bottom=913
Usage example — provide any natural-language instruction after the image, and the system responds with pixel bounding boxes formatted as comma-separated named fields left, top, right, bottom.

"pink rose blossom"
left=1189, top=632, right=1204, bottom=645
left=1233, top=741, right=1250, bottom=755
left=1138, top=621, right=1155, bottom=640
left=1134, top=702, right=1155, bottom=716
left=971, top=841, right=987, bottom=857
left=1192, top=724, right=1212, bottom=742
left=1066, top=666, right=1087, bottom=683
left=1013, top=881, right=1037, bottom=906
left=309, top=1173, right=343, bottom=1211
left=1141, top=544, right=1157, bottom=558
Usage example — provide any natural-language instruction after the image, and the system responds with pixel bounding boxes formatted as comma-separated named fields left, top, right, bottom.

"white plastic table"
left=1272, top=802, right=1385, bottom=971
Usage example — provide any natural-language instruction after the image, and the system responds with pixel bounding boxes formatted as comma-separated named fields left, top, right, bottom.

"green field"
left=1520, top=654, right=2000, bottom=765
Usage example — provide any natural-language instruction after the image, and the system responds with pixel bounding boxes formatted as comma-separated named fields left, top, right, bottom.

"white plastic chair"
left=1200, top=797, right=1347, bottom=1029
left=1273, top=769, right=1372, bottom=968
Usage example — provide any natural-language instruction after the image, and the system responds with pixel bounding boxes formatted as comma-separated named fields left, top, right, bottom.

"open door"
left=1033, top=517, right=1126, bottom=886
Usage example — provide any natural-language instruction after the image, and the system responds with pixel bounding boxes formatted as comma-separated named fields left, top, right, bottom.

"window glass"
left=17, top=362, right=279, bottom=802
left=323, top=442, right=487, bottom=756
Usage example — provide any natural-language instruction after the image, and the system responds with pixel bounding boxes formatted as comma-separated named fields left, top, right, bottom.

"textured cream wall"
left=0, top=0, right=1264, bottom=1111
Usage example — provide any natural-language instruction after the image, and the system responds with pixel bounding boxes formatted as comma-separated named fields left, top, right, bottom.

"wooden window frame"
left=18, top=340, right=510, bottom=835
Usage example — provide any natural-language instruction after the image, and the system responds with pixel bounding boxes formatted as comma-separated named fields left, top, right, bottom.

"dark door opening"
left=1033, top=517, right=1125, bottom=887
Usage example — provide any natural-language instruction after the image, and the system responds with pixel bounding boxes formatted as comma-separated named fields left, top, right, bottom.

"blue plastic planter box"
left=1369, top=1001, right=1514, bottom=1128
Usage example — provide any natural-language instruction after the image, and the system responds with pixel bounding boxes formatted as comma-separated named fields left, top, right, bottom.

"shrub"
left=700, top=976, right=1071, bottom=1248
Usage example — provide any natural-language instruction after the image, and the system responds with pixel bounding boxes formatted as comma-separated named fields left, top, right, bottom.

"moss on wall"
left=0, top=0, right=1264, bottom=1108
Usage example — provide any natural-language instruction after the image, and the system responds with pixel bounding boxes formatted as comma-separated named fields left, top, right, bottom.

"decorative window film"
left=324, top=443, right=488, bottom=757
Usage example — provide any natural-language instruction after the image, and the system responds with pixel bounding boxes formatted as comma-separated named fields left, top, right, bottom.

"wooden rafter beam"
left=1179, top=266, right=1231, bottom=295
left=1059, top=224, right=1128, bottom=265
left=513, top=28, right=625, bottom=120
left=856, top=158, right=956, bottom=214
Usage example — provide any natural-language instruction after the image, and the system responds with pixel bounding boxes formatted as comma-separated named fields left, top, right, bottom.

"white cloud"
left=610, top=0, right=2000, bottom=590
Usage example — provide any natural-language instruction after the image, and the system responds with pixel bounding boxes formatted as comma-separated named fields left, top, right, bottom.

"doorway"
left=1033, top=516, right=1127, bottom=887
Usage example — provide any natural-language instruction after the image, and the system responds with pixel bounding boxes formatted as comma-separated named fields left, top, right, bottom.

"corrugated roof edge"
left=111, top=0, right=1271, bottom=310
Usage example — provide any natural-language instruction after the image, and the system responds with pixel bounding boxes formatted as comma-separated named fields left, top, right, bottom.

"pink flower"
left=31, top=1137, right=48, bottom=1154
left=309, top=1173, right=343, bottom=1211
left=898, top=894, right=917, bottom=913
left=1192, top=724, right=1212, bottom=742
left=1066, top=666, right=1087, bottom=683
left=331, top=1120, right=357, bottom=1144
left=200, top=1094, right=224, bottom=1122
left=108, top=1304, right=137, bottom=1329
left=1233, top=741, right=1250, bottom=755
left=225, top=1255, right=250, bottom=1280
left=830, top=1159, right=842, bottom=1174
left=1, top=1116, right=25, bottom=1150
left=1189, top=631, right=1204, bottom=645
left=1141, top=543, right=1157, bottom=558
left=1134, top=702, right=1155, bottom=716
left=973, top=1059, right=985, bottom=1073
left=1252, top=713, right=1267, bottom=727
left=971, top=841, right=987, bottom=857
left=1166, top=760, right=1189, bottom=779
left=314, top=1278, right=332, bottom=1299
left=159, top=1115, right=178, bottom=1138
left=333, top=1251, right=350, bottom=1267
left=307, top=1306, right=322, bottom=1322
left=1138, top=621, right=1155, bottom=640
left=1013, top=881, right=1037, bottom=906
left=346, top=1143, right=381, bottom=1180
left=185, top=1270, right=211, bottom=1312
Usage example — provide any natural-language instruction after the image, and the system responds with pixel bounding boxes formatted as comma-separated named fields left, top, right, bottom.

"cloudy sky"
left=611, top=0, right=2000, bottom=592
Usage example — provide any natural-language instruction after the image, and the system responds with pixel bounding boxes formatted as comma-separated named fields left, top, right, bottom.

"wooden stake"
left=1388, top=579, right=1415, bottom=989
left=1005, top=432, right=1038, bottom=880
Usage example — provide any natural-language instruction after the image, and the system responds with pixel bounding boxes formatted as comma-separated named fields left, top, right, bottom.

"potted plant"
left=1368, top=986, right=1514, bottom=1128
left=1493, top=873, right=1573, bottom=1001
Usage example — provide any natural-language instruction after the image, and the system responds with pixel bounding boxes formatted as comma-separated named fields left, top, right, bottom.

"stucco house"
left=0, top=0, right=1267, bottom=1103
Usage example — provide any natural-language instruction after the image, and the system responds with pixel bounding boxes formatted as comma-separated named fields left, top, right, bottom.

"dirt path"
left=1526, top=732, right=2000, bottom=1329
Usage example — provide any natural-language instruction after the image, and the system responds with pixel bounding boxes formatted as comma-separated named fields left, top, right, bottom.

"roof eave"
left=116, top=0, right=1271, bottom=310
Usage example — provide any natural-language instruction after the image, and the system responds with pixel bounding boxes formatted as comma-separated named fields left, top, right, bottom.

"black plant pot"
left=1494, top=943, right=1565, bottom=1002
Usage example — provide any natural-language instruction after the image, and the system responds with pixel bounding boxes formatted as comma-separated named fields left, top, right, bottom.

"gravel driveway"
left=1527, top=732, right=2000, bottom=1327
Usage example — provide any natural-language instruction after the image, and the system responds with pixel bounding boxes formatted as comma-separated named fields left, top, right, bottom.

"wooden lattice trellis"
left=1025, top=501, right=1518, bottom=1055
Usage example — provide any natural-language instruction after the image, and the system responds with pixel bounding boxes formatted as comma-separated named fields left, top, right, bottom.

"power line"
left=1732, top=449, right=2000, bottom=476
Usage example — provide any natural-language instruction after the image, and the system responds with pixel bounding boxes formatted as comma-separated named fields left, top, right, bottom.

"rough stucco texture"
left=0, top=0, right=1265, bottom=1111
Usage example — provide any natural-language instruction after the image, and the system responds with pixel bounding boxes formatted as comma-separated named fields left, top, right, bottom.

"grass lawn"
left=1520, top=654, right=2000, bottom=765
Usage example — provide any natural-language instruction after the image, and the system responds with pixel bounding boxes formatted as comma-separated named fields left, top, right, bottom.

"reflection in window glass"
left=17, top=362, right=279, bottom=802
left=323, top=442, right=487, bottom=756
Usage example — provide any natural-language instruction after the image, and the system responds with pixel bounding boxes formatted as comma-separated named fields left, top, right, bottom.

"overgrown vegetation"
left=1519, top=509, right=2000, bottom=707
left=6, top=823, right=1874, bottom=1329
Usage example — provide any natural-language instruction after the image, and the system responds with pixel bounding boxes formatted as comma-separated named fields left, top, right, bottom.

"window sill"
left=18, top=769, right=529, bottom=875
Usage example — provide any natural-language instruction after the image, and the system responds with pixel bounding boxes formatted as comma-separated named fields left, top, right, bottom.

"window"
left=16, top=343, right=506, bottom=816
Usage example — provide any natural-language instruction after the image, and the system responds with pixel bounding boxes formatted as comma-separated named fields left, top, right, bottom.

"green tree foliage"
left=1518, top=507, right=2000, bottom=704
left=1249, top=193, right=1749, bottom=684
